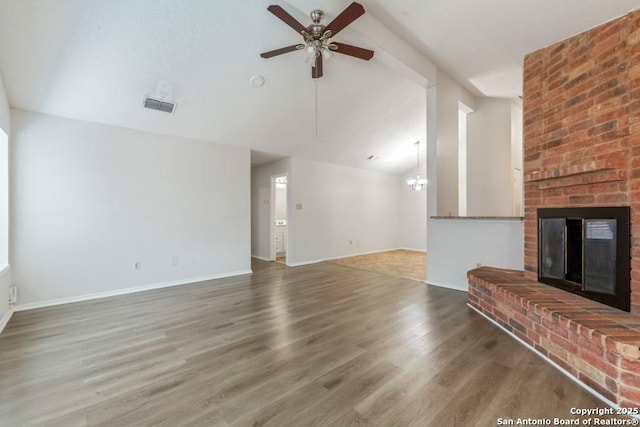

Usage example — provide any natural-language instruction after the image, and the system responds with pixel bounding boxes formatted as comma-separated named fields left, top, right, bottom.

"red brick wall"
left=523, top=10, right=640, bottom=313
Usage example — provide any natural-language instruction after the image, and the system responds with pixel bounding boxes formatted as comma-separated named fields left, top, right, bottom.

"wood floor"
left=328, top=249, right=427, bottom=282
left=0, top=259, right=612, bottom=426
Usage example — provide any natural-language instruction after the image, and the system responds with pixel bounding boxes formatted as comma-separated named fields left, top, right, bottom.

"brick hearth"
left=468, top=267, right=640, bottom=407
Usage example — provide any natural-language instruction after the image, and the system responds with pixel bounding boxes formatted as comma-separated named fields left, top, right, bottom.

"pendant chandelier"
left=407, top=141, right=427, bottom=191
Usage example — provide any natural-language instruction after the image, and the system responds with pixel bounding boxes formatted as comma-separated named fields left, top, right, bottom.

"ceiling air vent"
left=143, top=97, right=176, bottom=114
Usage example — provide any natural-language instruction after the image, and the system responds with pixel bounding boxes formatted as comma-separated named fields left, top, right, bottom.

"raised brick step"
left=468, top=266, right=640, bottom=407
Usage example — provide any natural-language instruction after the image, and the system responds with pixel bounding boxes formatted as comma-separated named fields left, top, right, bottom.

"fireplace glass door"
left=540, top=218, right=565, bottom=280
left=583, top=219, right=616, bottom=294
left=539, top=217, right=616, bottom=295
left=537, top=206, right=629, bottom=312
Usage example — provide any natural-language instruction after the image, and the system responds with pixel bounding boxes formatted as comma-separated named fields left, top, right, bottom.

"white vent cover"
left=143, top=97, right=176, bottom=114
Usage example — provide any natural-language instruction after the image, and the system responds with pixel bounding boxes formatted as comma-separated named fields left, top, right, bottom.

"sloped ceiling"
left=0, top=0, right=638, bottom=174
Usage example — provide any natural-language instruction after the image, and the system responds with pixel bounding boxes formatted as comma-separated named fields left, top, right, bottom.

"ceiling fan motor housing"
left=310, top=10, right=324, bottom=23
left=308, top=24, right=325, bottom=39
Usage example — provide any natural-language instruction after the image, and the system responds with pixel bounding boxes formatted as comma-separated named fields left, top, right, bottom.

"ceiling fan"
left=260, top=2, right=374, bottom=79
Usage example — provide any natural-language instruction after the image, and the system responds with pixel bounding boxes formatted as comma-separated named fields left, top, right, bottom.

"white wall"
left=0, top=129, right=7, bottom=266
left=11, top=109, right=251, bottom=307
left=467, top=98, right=513, bottom=216
left=288, top=157, right=400, bottom=265
left=427, top=68, right=524, bottom=292
left=511, top=101, right=524, bottom=216
left=0, top=70, right=10, bottom=331
left=0, top=266, right=10, bottom=331
left=427, top=218, right=524, bottom=291
left=435, top=71, right=476, bottom=216
left=251, top=158, right=290, bottom=260
left=398, top=170, right=427, bottom=251
left=0, top=71, right=9, bottom=134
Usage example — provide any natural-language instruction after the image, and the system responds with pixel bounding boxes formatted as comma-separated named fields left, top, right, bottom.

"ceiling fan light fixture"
left=321, top=48, right=333, bottom=61
left=305, top=53, right=316, bottom=65
left=260, top=2, right=373, bottom=79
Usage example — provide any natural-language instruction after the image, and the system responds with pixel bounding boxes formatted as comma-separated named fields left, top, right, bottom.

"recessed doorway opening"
left=272, top=174, right=288, bottom=265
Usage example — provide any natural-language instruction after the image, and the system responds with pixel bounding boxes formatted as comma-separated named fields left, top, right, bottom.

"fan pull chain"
left=315, top=79, right=319, bottom=139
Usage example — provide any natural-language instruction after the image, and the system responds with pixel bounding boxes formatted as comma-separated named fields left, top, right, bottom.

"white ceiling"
left=0, top=0, right=639, bottom=175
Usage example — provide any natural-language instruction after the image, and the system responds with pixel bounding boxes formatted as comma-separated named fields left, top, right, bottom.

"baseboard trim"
left=251, top=255, right=272, bottom=262
left=424, top=279, right=468, bottom=292
left=467, top=303, right=617, bottom=409
left=14, top=270, right=253, bottom=312
left=0, top=264, right=10, bottom=279
left=0, top=308, right=14, bottom=335
left=286, top=259, right=323, bottom=267
left=287, top=247, right=416, bottom=267
left=324, top=248, right=413, bottom=262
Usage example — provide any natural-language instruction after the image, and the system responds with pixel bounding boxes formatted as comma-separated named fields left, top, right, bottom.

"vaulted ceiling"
left=0, top=0, right=638, bottom=174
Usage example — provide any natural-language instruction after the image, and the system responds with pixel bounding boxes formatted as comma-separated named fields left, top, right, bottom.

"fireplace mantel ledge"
left=525, top=159, right=615, bottom=183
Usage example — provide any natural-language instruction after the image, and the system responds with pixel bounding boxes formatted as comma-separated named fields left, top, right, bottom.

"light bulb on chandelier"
left=407, top=141, right=427, bottom=191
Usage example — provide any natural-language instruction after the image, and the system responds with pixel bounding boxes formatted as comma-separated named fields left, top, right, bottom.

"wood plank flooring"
left=0, top=259, right=613, bottom=426
left=328, top=249, right=427, bottom=282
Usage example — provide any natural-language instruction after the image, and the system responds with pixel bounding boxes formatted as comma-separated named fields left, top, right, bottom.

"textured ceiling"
left=364, top=0, right=640, bottom=97
left=0, top=0, right=638, bottom=174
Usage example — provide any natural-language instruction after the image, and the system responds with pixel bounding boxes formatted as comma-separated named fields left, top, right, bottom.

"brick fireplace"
left=468, top=9, right=640, bottom=407
left=522, top=10, right=640, bottom=314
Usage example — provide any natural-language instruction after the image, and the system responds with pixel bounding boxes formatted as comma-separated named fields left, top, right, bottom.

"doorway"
left=272, top=175, right=287, bottom=264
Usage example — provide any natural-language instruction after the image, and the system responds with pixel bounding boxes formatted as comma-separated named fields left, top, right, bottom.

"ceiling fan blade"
left=312, top=55, right=323, bottom=79
left=332, top=42, right=374, bottom=60
left=260, top=44, right=304, bottom=59
left=324, top=2, right=365, bottom=38
left=267, top=5, right=308, bottom=36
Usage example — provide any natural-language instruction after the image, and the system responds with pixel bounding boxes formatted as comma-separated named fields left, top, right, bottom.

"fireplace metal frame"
left=537, top=206, right=630, bottom=312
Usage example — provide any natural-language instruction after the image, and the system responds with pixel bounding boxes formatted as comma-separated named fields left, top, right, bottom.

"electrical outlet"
left=172, top=256, right=180, bottom=266
left=134, top=261, right=141, bottom=270
left=8, top=286, right=16, bottom=304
